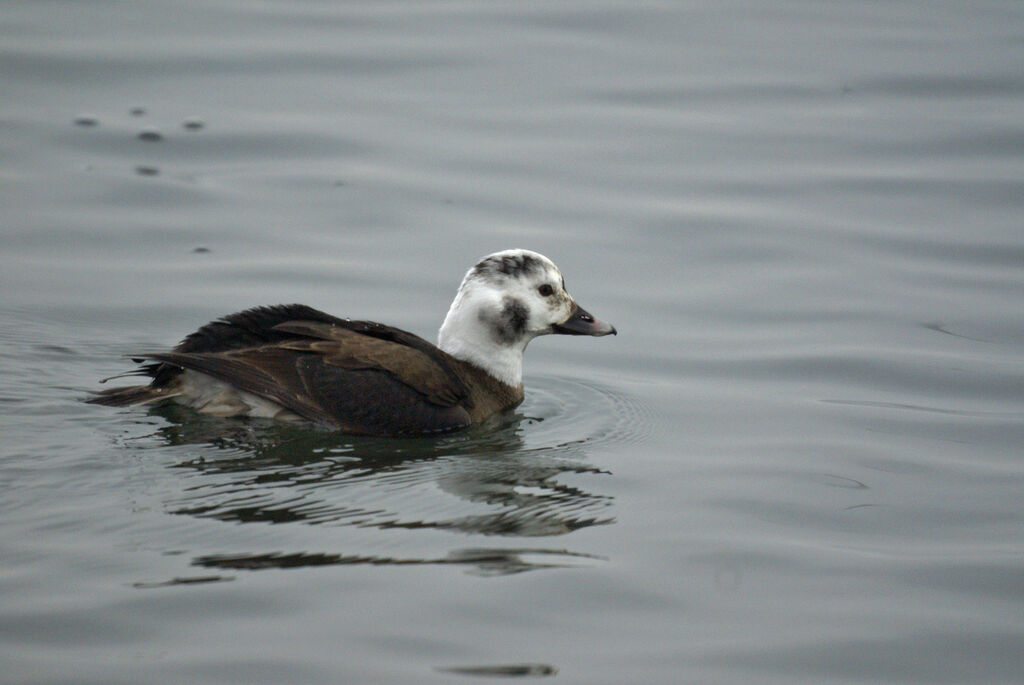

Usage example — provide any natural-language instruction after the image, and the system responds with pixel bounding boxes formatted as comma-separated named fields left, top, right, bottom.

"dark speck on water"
left=137, top=128, right=163, bottom=142
left=130, top=107, right=146, bottom=116
left=192, top=246, right=211, bottom=253
left=73, top=114, right=98, bottom=127
left=182, top=117, right=205, bottom=131
left=134, top=165, right=160, bottom=177
left=438, top=663, right=559, bottom=678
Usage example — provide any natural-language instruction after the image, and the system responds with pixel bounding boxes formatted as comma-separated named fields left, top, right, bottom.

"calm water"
left=2, top=1, right=1023, bottom=683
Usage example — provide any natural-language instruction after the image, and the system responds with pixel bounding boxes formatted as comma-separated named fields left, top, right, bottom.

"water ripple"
left=115, top=375, right=644, bottom=571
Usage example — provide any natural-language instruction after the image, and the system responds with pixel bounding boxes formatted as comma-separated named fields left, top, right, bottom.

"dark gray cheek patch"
left=492, top=297, right=528, bottom=343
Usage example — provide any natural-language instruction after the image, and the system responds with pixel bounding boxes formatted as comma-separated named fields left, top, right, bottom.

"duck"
left=87, top=249, right=616, bottom=436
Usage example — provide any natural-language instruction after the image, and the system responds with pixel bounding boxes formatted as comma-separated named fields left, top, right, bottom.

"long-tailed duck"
left=88, top=249, right=616, bottom=435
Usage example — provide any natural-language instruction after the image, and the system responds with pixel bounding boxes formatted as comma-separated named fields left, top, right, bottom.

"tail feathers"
left=85, top=385, right=181, bottom=407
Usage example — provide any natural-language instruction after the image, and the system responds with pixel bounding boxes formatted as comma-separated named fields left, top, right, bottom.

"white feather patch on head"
left=437, top=249, right=576, bottom=386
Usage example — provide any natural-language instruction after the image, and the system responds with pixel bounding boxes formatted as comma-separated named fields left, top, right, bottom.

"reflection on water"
left=437, top=663, right=558, bottom=678
left=133, top=381, right=626, bottom=574
left=191, top=547, right=604, bottom=577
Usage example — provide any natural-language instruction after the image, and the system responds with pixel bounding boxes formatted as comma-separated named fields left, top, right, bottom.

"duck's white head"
left=438, top=249, right=616, bottom=386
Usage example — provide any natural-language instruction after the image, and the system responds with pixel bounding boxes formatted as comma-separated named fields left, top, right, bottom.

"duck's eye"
left=538, top=283, right=554, bottom=297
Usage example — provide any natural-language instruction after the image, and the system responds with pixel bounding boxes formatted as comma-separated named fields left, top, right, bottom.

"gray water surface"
left=2, top=1, right=1023, bottom=683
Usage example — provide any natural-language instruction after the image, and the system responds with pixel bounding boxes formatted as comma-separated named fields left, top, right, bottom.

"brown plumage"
left=88, top=304, right=523, bottom=435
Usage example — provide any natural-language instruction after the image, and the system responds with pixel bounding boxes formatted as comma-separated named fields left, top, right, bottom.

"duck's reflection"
left=148, top=405, right=614, bottom=575
left=192, top=547, right=605, bottom=578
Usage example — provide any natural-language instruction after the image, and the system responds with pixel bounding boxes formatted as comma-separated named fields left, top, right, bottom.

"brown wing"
left=145, top=304, right=351, bottom=388
left=137, top=326, right=473, bottom=435
left=273, top=321, right=470, bottom=407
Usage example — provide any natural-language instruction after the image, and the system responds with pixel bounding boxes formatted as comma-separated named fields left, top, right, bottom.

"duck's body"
left=88, top=250, right=615, bottom=436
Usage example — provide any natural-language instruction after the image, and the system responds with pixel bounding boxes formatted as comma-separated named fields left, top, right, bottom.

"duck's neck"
left=437, top=331, right=525, bottom=388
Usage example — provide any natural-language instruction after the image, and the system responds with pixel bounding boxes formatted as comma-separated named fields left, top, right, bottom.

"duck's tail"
left=85, top=385, right=180, bottom=407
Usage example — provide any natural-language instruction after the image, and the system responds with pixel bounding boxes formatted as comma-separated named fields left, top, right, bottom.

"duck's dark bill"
left=552, top=304, right=617, bottom=336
